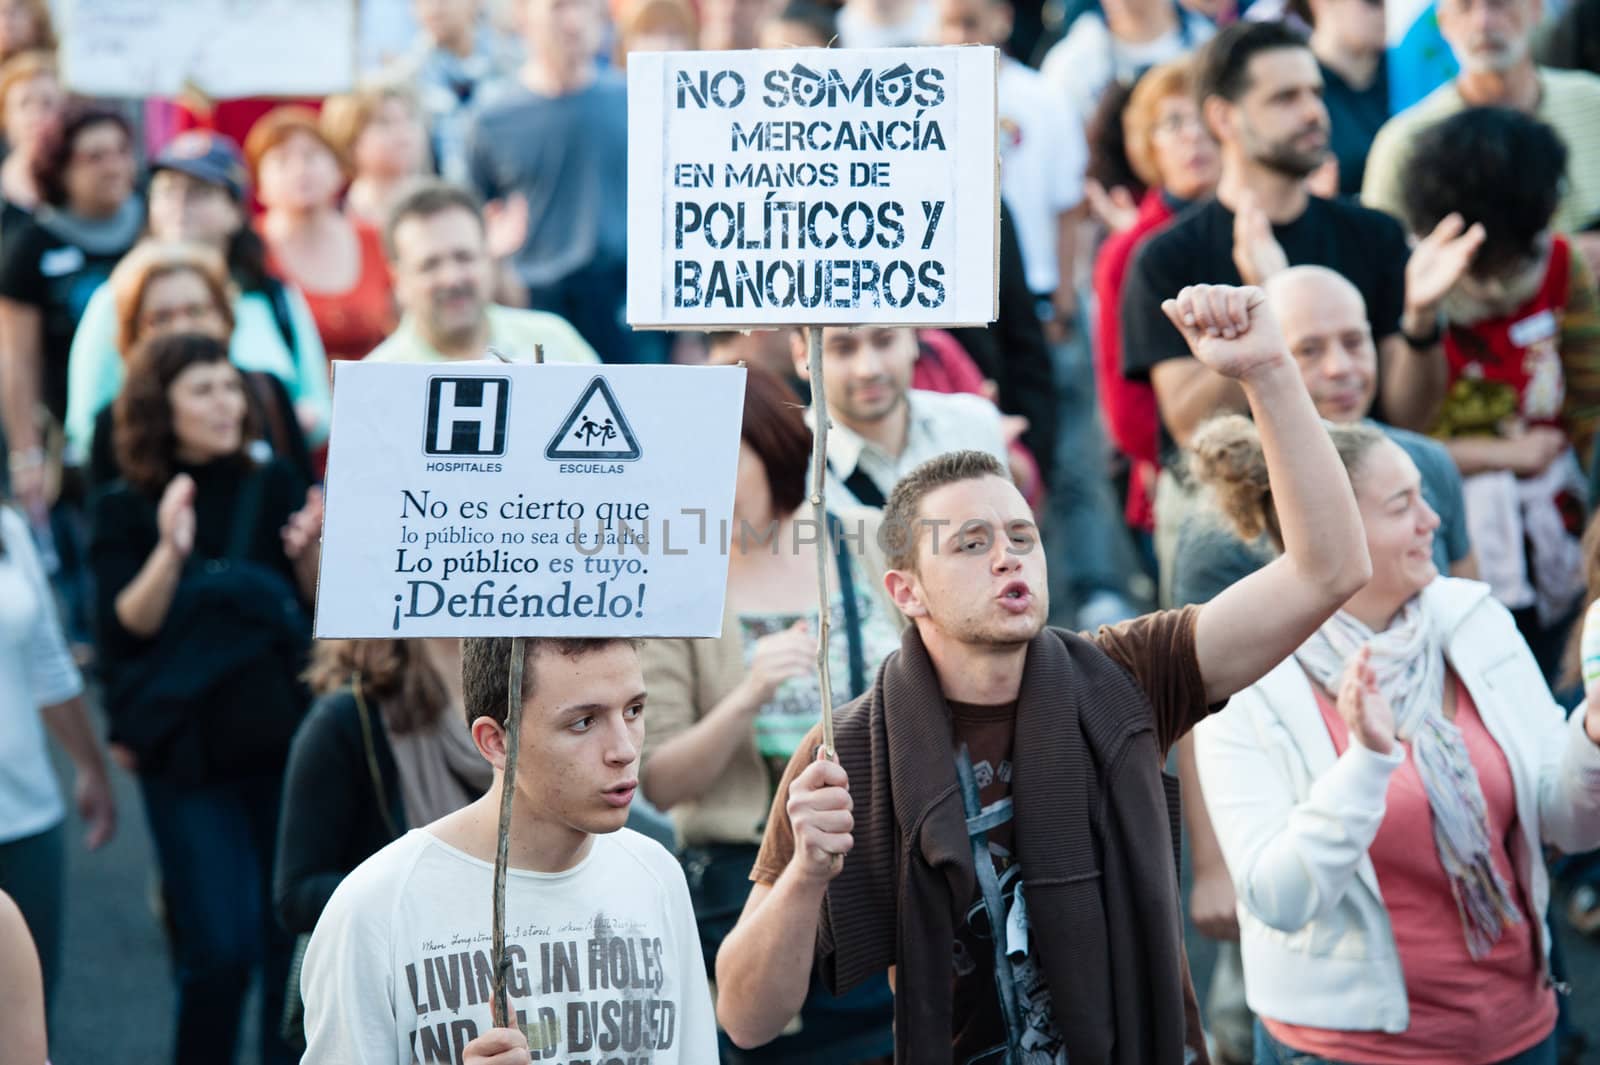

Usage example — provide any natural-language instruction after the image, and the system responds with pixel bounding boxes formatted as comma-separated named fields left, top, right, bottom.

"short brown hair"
left=33, top=103, right=129, bottom=208
left=741, top=366, right=812, bottom=517
left=110, top=241, right=235, bottom=359
left=881, top=450, right=1008, bottom=572
left=461, top=637, right=637, bottom=729
left=382, top=178, right=484, bottom=261
left=0, top=49, right=54, bottom=138
left=319, top=81, right=421, bottom=163
left=244, top=105, right=346, bottom=181
left=113, top=332, right=256, bottom=496
left=305, top=638, right=451, bottom=735
left=1124, top=58, right=1198, bottom=189
left=615, top=0, right=698, bottom=63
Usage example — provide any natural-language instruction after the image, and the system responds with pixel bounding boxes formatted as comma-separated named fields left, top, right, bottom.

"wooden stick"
left=490, top=637, right=525, bottom=1027
left=490, top=344, right=543, bottom=1029
left=805, top=326, right=836, bottom=758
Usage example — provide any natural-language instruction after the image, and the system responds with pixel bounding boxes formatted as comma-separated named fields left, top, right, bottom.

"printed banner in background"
left=627, top=46, right=1000, bottom=329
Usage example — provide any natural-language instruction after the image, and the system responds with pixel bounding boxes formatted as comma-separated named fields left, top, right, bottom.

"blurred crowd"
left=3, top=0, right=1600, bottom=1062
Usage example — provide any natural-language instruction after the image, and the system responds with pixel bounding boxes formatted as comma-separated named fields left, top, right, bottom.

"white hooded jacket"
left=1194, top=577, right=1600, bottom=1032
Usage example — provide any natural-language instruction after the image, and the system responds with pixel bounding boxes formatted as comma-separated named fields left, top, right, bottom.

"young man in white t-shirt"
left=299, top=637, right=717, bottom=1065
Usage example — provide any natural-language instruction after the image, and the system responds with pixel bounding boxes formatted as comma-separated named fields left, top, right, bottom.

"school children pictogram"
left=545, top=376, right=643, bottom=461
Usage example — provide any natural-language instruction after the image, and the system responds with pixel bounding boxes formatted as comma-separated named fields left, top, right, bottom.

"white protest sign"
left=314, top=362, right=745, bottom=638
left=627, top=46, right=999, bottom=329
left=60, top=0, right=356, bottom=99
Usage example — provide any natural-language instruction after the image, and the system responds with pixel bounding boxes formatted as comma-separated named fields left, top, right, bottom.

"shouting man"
left=716, top=283, right=1374, bottom=1064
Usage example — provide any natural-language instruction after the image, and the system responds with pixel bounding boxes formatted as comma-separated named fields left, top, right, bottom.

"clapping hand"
left=484, top=194, right=530, bottom=261
left=157, top=474, right=197, bottom=558
left=1231, top=191, right=1288, bottom=287
left=1405, top=212, right=1487, bottom=318
left=281, top=486, right=323, bottom=562
left=1085, top=179, right=1140, bottom=233
left=1336, top=646, right=1396, bottom=755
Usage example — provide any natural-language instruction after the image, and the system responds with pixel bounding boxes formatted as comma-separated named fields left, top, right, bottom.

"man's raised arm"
left=1161, top=284, right=1372, bottom=704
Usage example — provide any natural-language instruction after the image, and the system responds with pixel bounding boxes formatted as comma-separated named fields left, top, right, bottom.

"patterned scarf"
left=1294, top=600, right=1523, bottom=959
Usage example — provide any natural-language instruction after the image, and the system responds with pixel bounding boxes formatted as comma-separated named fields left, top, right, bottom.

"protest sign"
left=60, top=0, right=357, bottom=99
left=626, top=46, right=1000, bottom=330
left=313, top=361, right=745, bottom=639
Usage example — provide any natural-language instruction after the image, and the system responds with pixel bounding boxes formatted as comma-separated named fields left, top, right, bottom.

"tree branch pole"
left=491, top=344, right=543, bottom=1029
left=805, top=326, right=837, bottom=758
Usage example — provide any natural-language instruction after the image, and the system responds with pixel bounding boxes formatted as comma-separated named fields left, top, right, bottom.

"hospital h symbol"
left=434, top=380, right=499, bottom=452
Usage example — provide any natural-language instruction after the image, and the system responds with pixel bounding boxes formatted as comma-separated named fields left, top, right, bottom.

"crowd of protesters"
left=4, top=0, right=1600, bottom=1063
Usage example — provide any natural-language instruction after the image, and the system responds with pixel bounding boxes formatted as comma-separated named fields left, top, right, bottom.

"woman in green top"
left=639, top=365, right=901, bottom=1063
left=63, top=129, right=330, bottom=463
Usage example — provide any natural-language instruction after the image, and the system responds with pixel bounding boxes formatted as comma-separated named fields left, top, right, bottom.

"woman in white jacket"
left=1189, top=414, right=1600, bottom=1065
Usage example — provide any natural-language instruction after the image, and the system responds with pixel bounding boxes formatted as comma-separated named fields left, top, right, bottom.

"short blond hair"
left=319, top=81, right=422, bottom=164
left=110, top=242, right=235, bottom=360
left=0, top=48, right=53, bottom=138
left=1123, top=58, right=1198, bottom=189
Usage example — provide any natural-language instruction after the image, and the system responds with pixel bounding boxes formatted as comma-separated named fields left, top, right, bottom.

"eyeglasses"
left=1152, top=113, right=1204, bottom=138
left=142, top=302, right=219, bottom=332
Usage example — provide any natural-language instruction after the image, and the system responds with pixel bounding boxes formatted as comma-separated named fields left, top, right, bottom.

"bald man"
left=1176, top=265, right=1476, bottom=604
left=1170, top=265, right=1477, bottom=1065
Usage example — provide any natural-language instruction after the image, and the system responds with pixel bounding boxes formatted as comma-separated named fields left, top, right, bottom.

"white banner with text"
left=314, top=362, right=745, bottom=638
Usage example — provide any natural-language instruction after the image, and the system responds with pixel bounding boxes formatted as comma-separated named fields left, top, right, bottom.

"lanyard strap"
left=826, top=511, right=868, bottom=699
left=956, top=745, right=1025, bottom=1065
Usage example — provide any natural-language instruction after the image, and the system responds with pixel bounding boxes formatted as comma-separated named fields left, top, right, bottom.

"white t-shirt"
left=836, top=0, right=936, bottom=47
left=0, top=506, right=82, bottom=845
left=996, top=57, right=1088, bottom=296
left=1038, top=12, right=1216, bottom=127
left=300, top=827, right=717, bottom=1065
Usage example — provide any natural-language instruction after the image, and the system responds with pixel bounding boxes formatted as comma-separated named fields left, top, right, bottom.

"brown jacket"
left=810, top=614, right=1213, bottom=1065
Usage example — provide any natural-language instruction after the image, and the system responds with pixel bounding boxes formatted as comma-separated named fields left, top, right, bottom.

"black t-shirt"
left=949, top=698, right=1029, bottom=1065
left=89, top=457, right=310, bottom=776
left=90, top=456, right=306, bottom=653
left=0, top=214, right=137, bottom=423
left=275, top=688, right=406, bottom=934
left=1322, top=62, right=1391, bottom=198
left=1119, top=194, right=1409, bottom=464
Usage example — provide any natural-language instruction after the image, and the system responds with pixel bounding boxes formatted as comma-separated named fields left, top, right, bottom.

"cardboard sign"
left=60, top=0, right=357, bottom=99
left=627, top=46, right=999, bottom=330
left=314, top=362, right=746, bottom=638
